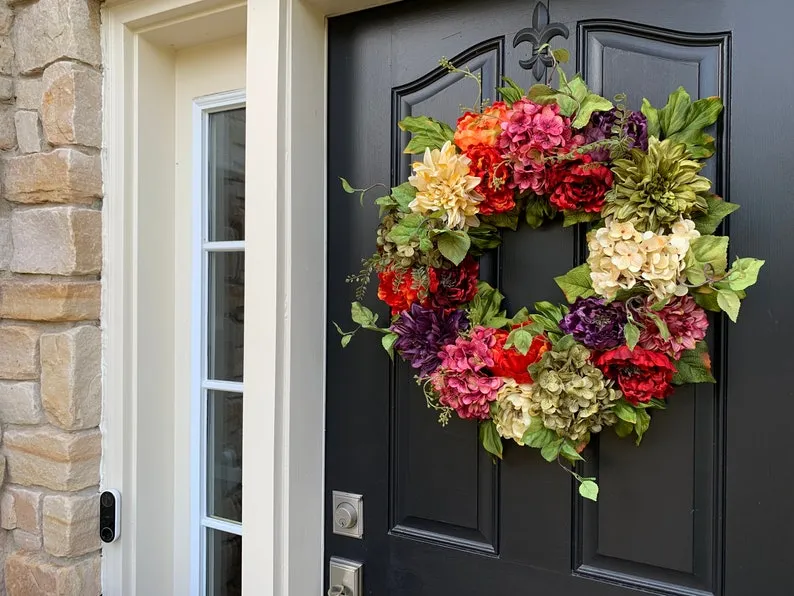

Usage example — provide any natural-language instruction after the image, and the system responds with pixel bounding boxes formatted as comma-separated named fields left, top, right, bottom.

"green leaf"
left=505, top=328, right=533, bottom=355
left=693, top=195, right=740, bottom=234
left=541, top=438, right=564, bottom=462
left=437, top=230, right=471, bottom=266
left=340, top=334, right=352, bottom=348
left=390, top=182, right=416, bottom=212
left=685, top=235, right=729, bottom=286
left=634, top=409, right=651, bottom=446
left=498, top=76, right=525, bottom=106
left=479, top=420, right=503, bottom=460
left=554, top=264, right=595, bottom=303
left=641, top=98, right=661, bottom=138
left=572, top=94, right=614, bottom=129
left=650, top=295, right=672, bottom=311
left=693, top=288, right=721, bottom=312
left=718, top=257, right=765, bottom=292
left=398, top=115, right=455, bottom=154
left=522, top=426, right=558, bottom=449
left=647, top=87, right=724, bottom=158
left=614, top=419, right=634, bottom=438
left=340, top=177, right=356, bottom=193
left=526, top=84, right=557, bottom=104
left=551, top=48, right=570, bottom=64
left=579, top=480, right=599, bottom=502
left=562, top=210, right=600, bottom=227
left=672, top=341, right=715, bottom=385
left=524, top=195, right=558, bottom=228
left=553, top=334, right=576, bottom=352
left=351, top=302, right=377, bottom=328
left=623, top=321, right=640, bottom=349
left=717, top=288, right=741, bottom=322
left=381, top=332, right=398, bottom=360
left=468, top=223, right=503, bottom=253
left=613, top=400, right=638, bottom=424
left=508, top=307, right=532, bottom=326
left=560, top=439, right=585, bottom=462
left=643, top=311, right=670, bottom=340
left=534, top=301, right=566, bottom=323
left=385, top=213, right=425, bottom=245
left=482, top=210, right=520, bottom=231
left=467, top=282, right=506, bottom=327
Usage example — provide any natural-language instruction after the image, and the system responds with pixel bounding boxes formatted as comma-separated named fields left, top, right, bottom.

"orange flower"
left=377, top=267, right=423, bottom=315
left=453, top=101, right=508, bottom=151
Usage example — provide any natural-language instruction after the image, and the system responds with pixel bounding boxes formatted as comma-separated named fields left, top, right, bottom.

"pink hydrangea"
left=498, top=100, right=575, bottom=165
left=638, top=296, right=709, bottom=359
left=430, top=326, right=504, bottom=420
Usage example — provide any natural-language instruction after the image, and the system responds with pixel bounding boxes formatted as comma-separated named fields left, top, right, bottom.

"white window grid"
left=191, top=89, right=246, bottom=596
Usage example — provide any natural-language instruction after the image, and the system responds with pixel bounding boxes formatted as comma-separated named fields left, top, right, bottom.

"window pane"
left=207, top=252, right=244, bottom=382
left=208, top=108, right=245, bottom=242
left=207, top=390, right=243, bottom=523
left=206, top=528, right=241, bottom=596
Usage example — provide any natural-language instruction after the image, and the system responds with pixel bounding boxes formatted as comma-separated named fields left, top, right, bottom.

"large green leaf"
left=436, top=230, right=471, bottom=266
left=684, top=235, right=729, bottom=286
left=716, top=257, right=765, bottom=292
left=525, top=195, right=558, bottom=228
left=467, top=282, right=506, bottom=328
left=579, top=480, right=599, bottom=502
left=541, top=438, right=564, bottom=462
left=398, top=115, right=455, bottom=154
left=672, top=341, right=715, bottom=385
left=504, top=328, right=534, bottom=355
left=385, top=213, right=426, bottom=245
left=479, top=420, right=503, bottom=460
left=623, top=321, right=640, bottom=350
left=390, top=182, right=416, bottom=212
left=692, top=195, right=740, bottom=234
left=381, top=332, right=398, bottom=360
left=643, top=87, right=723, bottom=158
left=522, top=425, right=558, bottom=449
left=351, top=302, right=378, bottom=327
left=613, top=400, right=638, bottom=424
left=634, top=409, right=651, bottom=446
left=554, top=264, right=595, bottom=303
left=716, top=288, right=741, bottom=322
left=498, top=76, right=525, bottom=106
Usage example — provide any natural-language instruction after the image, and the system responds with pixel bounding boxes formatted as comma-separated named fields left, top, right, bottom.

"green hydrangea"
left=526, top=342, right=621, bottom=443
left=604, top=137, right=710, bottom=232
left=376, top=213, right=444, bottom=269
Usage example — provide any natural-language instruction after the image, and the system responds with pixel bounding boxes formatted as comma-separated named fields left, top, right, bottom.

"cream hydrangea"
left=493, top=379, right=535, bottom=445
left=408, top=141, right=483, bottom=229
left=588, top=217, right=700, bottom=300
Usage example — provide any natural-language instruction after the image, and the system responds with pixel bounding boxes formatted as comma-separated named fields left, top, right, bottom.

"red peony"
left=592, top=346, right=676, bottom=404
left=489, top=328, right=551, bottom=384
left=425, top=256, right=479, bottom=310
left=377, top=267, right=423, bottom=315
left=465, top=145, right=515, bottom=214
left=548, top=155, right=614, bottom=213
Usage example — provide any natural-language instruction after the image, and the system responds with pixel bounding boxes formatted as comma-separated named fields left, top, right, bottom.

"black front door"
left=326, top=1, right=793, bottom=594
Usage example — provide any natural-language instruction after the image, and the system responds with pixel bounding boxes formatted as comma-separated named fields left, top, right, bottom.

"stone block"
left=0, top=279, right=100, bottom=321
left=0, top=35, right=13, bottom=76
left=41, top=326, right=101, bottom=430
left=13, top=0, right=100, bottom=74
left=0, top=3, right=12, bottom=37
left=5, top=551, right=100, bottom=596
left=14, top=110, right=40, bottom=154
left=42, top=62, right=102, bottom=147
left=43, top=492, right=100, bottom=557
left=4, top=149, right=102, bottom=204
left=0, top=104, right=15, bottom=149
left=0, top=326, right=40, bottom=380
left=4, top=427, right=100, bottom=491
left=0, top=381, right=43, bottom=424
left=1, top=490, right=16, bottom=530
left=0, top=199, right=10, bottom=270
left=0, top=75, right=12, bottom=100
left=10, top=206, right=102, bottom=275
left=13, top=528, right=41, bottom=551
left=7, top=486, right=42, bottom=534
left=15, top=77, right=42, bottom=110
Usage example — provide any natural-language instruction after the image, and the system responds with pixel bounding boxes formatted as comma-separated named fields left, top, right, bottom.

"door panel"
left=326, top=1, right=794, bottom=594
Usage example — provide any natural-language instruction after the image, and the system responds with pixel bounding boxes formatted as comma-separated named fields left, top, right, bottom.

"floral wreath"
left=336, top=55, right=764, bottom=500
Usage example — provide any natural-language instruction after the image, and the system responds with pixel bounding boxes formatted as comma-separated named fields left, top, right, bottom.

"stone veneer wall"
left=0, top=0, right=103, bottom=593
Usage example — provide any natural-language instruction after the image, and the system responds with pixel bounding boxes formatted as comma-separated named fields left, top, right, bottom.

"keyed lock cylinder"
left=331, top=491, right=363, bottom=539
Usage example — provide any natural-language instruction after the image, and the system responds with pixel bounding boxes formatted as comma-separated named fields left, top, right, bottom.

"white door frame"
left=102, top=0, right=394, bottom=594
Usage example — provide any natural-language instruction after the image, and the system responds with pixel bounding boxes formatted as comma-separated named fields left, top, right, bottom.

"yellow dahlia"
left=408, top=141, right=483, bottom=229
left=494, top=379, right=535, bottom=445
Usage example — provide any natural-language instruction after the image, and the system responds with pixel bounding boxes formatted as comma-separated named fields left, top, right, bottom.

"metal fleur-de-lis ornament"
left=513, top=1, right=570, bottom=81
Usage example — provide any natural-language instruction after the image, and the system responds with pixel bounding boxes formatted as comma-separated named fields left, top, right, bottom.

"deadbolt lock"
left=331, top=491, right=363, bottom=538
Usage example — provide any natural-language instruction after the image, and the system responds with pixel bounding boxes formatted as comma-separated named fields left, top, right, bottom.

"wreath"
left=336, top=55, right=764, bottom=500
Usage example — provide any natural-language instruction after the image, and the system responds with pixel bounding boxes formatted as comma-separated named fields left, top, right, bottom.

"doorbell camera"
left=99, top=489, right=121, bottom=543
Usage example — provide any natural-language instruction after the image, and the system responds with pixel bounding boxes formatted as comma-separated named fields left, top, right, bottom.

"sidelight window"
left=193, top=93, right=246, bottom=596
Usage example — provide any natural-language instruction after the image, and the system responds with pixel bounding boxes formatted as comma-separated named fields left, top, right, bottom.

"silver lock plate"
left=329, top=557, right=363, bottom=596
left=332, top=491, right=363, bottom=538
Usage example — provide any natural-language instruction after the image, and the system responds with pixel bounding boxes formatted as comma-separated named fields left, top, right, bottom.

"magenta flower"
left=498, top=100, right=575, bottom=166
left=638, top=296, right=709, bottom=359
left=430, top=326, right=503, bottom=420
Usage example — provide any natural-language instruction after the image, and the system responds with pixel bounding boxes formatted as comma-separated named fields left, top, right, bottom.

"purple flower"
left=391, top=304, right=469, bottom=377
left=559, top=297, right=627, bottom=351
left=583, top=109, right=648, bottom=161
